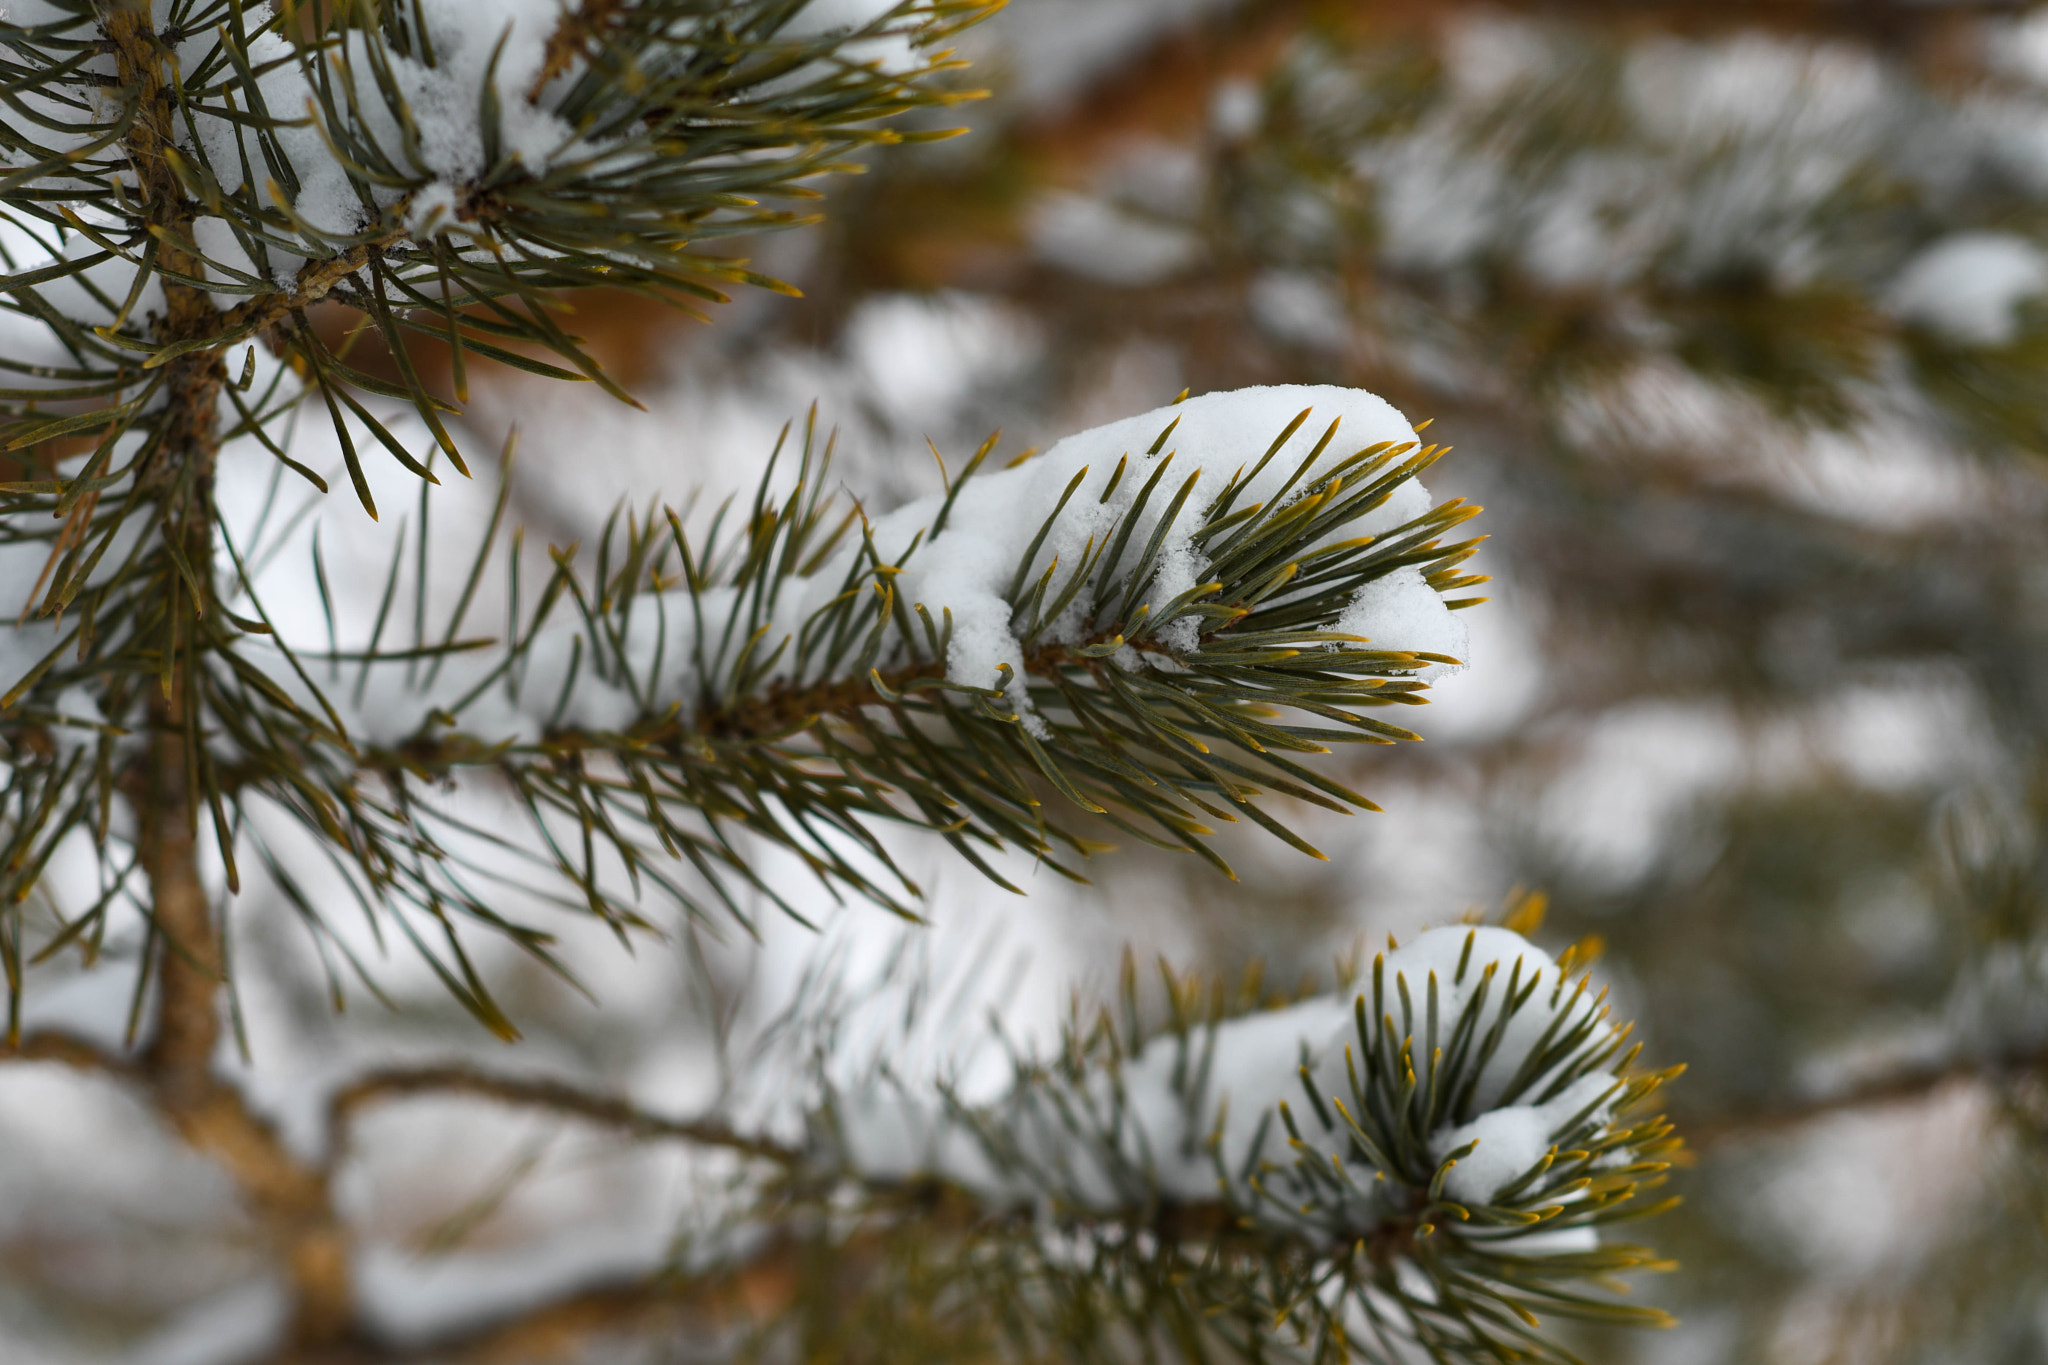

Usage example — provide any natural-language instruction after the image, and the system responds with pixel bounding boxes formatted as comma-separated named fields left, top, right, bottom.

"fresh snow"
left=1249, top=268, right=1353, bottom=353
left=213, top=1, right=582, bottom=242
left=1333, top=563, right=1468, bottom=683
left=696, top=383, right=1459, bottom=730
left=1429, top=1071, right=1615, bottom=1206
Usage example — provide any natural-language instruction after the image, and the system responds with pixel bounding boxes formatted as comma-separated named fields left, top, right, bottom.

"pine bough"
left=800, top=924, right=1681, bottom=1363
left=0, top=4, right=1684, bottom=1358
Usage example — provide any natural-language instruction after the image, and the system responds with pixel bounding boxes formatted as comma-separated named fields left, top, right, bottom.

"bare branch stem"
left=101, top=7, right=360, bottom=1353
left=1686, top=1042, right=2048, bottom=1149
left=0, top=1027, right=134, bottom=1074
left=330, top=1063, right=801, bottom=1164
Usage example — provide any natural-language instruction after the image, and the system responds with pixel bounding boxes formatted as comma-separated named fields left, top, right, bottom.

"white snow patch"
left=1431, top=1072, right=1615, bottom=1206
left=119, top=1281, right=288, bottom=1365
left=1354, top=131, right=1504, bottom=274
left=1738, top=1086, right=1990, bottom=1281
left=1030, top=192, right=1203, bottom=286
left=1989, top=11, right=2048, bottom=90
left=845, top=291, right=1042, bottom=428
left=1891, top=232, right=2048, bottom=347
left=1537, top=701, right=1748, bottom=889
left=1332, top=565, right=1469, bottom=682
left=1813, top=673, right=1986, bottom=792
left=190, top=216, right=265, bottom=311
left=965, top=0, right=1244, bottom=110
left=1249, top=269, right=1352, bottom=352
left=354, top=1232, right=670, bottom=1347
left=1210, top=78, right=1264, bottom=141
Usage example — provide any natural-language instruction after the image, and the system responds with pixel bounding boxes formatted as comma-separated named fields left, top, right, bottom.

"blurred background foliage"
left=8, top=1, right=2048, bottom=1362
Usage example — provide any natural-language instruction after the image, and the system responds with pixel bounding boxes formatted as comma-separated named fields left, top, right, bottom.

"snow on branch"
left=814, top=925, right=1682, bottom=1358
left=201, top=385, right=1488, bottom=985
left=277, top=384, right=1474, bottom=745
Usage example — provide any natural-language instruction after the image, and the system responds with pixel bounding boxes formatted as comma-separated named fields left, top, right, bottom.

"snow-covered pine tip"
left=815, top=925, right=1683, bottom=1354
left=221, top=385, right=1487, bottom=937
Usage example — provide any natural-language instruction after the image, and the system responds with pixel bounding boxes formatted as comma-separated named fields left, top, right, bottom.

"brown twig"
left=1010, top=0, right=2022, bottom=179
left=218, top=237, right=400, bottom=347
left=329, top=1063, right=802, bottom=1165
left=0, top=1027, right=134, bottom=1074
left=1684, top=1042, right=2048, bottom=1150
left=352, top=630, right=1188, bottom=783
left=527, top=0, right=627, bottom=104
left=290, top=1174, right=1259, bottom=1365
left=97, top=7, right=361, bottom=1354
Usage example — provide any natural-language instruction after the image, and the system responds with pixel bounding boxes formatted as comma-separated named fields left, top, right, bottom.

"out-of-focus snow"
left=1987, top=10, right=2048, bottom=89
left=1814, top=671, right=1988, bottom=793
left=1557, top=358, right=1993, bottom=531
left=1736, top=1085, right=1991, bottom=1282
left=1210, top=78, right=1264, bottom=141
left=1029, top=191, right=1203, bottom=285
left=1890, top=232, right=2048, bottom=346
left=1536, top=701, right=1749, bottom=890
left=118, top=1282, right=288, bottom=1365
left=0, top=1063, right=262, bottom=1361
left=964, top=0, right=1247, bottom=111
left=347, top=1115, right=700, bottom=1347
left=845, top=291, right=1043, bottom=429
left=1249, top=269, right=1352, bottom=353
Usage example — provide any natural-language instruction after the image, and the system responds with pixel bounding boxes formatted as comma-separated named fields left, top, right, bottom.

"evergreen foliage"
left=0, top=3, right=1691, bottom=1362
left=14, top=2, right=2045, bottom=1362
left=796, top=7, right=2048, bottom=1361
left=0, top=0, right=993, bottom=1025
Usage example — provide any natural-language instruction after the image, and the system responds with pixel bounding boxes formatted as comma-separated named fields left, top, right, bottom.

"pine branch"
left=798, top=925, right=1682, bottom=1360
left=0, top=8, right=1726, bottom=1360
left=1684, top=1039, right=2048, bottom=1150
left=0, top=1025, right=131, bottom=1073
left=0, top=5, right=1006, bottom=1356
left=185, top=388, right=1486, bottom=1031
left=840, top=0, right=2048, bottom=471
left=331, top=1063, right=800, bottom=1164
left=0, top=922, right=1687, bottom=1364
left=0, top=0, right=999, bottom=1035
left=528, top=0, right=630, bottom=102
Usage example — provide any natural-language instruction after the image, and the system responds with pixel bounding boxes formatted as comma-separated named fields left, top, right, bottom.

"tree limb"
left=0, top=1026, right=134, bottom=1074
left=98, top=7, right=360, bottom=1352
left=1686, top=1041, right=2048, bottom=1149
left=329, top=1063, right=802, bottom=1165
